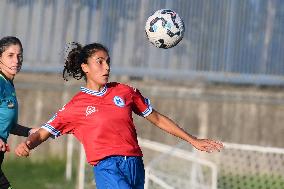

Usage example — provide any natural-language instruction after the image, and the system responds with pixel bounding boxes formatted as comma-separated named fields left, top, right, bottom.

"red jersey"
left=41, top=82, right=152, bottom=165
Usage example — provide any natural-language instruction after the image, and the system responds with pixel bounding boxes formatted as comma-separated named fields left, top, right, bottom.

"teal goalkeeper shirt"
left=0, top=73, right=18, bottom=142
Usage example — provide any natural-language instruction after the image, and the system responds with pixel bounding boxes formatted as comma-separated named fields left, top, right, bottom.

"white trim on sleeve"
left=41, top=123, right=61, bottom=138
left=142, top=98, right=153, bottom=117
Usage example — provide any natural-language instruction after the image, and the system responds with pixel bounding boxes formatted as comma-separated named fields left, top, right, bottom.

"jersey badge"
left=86, top=106, right=97, bottom=116
left=113, top=96, right=125, bottom=107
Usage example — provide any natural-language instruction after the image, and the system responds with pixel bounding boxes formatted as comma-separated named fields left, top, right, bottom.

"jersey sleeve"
left=41, top=102, right=75, bottom=138
left=131, top=87, right=153, bottom=117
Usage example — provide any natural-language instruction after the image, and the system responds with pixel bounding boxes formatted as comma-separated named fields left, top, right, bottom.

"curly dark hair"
left=63, top=42, right=109, bottom=81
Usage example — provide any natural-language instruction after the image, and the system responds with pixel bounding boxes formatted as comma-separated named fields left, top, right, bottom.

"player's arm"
left=15, top=128, right=51, bottom=157
left=10, top=124, right=38, bottom=137
left=146, top=109, right=223, bottom=152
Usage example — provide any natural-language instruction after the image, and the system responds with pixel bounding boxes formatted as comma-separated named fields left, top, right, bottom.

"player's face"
left=82, top=50, right=110, bottom=91
left=0, top=44, right=22, bottom=80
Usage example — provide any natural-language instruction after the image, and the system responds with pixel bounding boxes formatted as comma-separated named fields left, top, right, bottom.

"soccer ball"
left=145, top=9, right=185, bottom=49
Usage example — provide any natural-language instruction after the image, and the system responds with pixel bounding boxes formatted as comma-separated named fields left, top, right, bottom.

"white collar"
left=80, top=85, right=107, bottom=96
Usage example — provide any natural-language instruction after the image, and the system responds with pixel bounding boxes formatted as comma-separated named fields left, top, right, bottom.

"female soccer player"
left=15, top=42, right=223, bottom=189
left=0, top=36, right=37, bottom=189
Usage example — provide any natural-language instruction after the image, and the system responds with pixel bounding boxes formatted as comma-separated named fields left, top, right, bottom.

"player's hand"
left=14, top=141, right=31, bottom=157
left=0, top=139, right=9, bottom=152
left=191, top=138, right=223, bottom=153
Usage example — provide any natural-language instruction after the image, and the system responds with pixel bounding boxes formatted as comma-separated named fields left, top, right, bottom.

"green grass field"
left=3, top=158, right=77, bottom=189
left=3, top=158, right=284, bottom=189
left=218, top=173, right=284, bottom=189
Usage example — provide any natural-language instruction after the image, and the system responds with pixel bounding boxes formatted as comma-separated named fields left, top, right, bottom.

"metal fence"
left=78, top=138, right=284, bottom=189
left=1, top=0, right=284, bottom=85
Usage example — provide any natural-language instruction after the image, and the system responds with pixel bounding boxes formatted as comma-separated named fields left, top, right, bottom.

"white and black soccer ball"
left=145, top=9, right=185, bottom=49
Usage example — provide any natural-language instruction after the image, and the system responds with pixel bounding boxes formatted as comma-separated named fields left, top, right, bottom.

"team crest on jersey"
left=86, top=106, right=97, bottom=116
left=113, top=96, right=125, bottom=107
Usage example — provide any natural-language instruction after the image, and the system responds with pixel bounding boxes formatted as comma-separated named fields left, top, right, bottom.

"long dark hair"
left=63, top=42, right=109, bottom=81
left=0, top=36, right=23, bottom=64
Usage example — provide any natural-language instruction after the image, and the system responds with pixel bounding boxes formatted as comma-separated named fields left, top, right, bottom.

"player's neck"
left=85, top=83, right=105, bottom=92
left=0, top=70, right=14, bottom=81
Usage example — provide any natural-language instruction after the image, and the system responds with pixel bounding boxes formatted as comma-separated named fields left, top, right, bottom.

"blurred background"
left=1, top=0, right=283, bottom=189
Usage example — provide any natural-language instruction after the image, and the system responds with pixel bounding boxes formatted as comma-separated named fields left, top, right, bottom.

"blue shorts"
left=93, top=156, right=145, bottom=189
